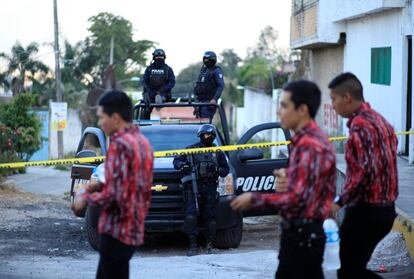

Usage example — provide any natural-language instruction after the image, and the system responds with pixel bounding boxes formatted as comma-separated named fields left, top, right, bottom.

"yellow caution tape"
left=0, top=131, right=413, bottom=169
left=0, top=157, right=105, bottom=169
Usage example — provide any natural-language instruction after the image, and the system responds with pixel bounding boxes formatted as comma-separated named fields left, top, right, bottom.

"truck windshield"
left=140, top=127, right=219, bottom=152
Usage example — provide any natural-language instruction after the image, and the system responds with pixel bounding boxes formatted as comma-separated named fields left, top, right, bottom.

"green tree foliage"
left=60, top=41, right=89, bottom=108
left=0, top=72, right=7, bottom=89
left=84, top=12, right=154, bottom=85
left=156, top=25, right=296, bottom=105
left=0, top=93, right=41, bottom=161
left=238, top=57, right=272, bottom=91
left=220, top=49, right=241, bottom=80
left=240, top=25, right=294, bottom=94
left=0, top=125, right=24, bottom=176
left=173, top=63, right=201, bottom=97
left=247, top=25, right=283, bottom=64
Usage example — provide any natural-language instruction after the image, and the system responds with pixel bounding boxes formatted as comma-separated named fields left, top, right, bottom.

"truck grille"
left=147, top=175, right=185, bottom=220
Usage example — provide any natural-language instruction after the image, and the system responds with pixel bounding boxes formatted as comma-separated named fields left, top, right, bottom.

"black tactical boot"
left=186, top=236, right=198, bottom=257
left=206, top=241, right=214, bottom=254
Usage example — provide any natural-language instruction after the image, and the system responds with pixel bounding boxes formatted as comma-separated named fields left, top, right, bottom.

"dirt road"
left=0, top=185, right=285, bottom=278
left=1, top=170, right=413, bottom=278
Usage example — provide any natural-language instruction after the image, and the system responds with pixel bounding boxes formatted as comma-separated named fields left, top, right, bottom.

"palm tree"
left=0, top=42, right=49, bottom=95
left=0, top=72, right=7, bottom=90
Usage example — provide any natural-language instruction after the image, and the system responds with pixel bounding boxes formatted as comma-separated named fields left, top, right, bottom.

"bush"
left=0, top=93, right=41, bottom=161
left=0, top=124, right=24, bottom=176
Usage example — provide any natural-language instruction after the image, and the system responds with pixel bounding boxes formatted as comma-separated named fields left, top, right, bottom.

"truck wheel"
left=85, top=206, right=100, bottom=251
left=215, top=213, right=243, bottom=249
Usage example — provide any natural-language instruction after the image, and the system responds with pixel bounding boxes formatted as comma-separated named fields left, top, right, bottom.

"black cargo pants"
left=182, top=181, right=218, bottom=241
left=276, top=219, right=326, bottom=279
left=337, top=203, right=396, bottom=279
left=96, top=234, right=136, bottom=279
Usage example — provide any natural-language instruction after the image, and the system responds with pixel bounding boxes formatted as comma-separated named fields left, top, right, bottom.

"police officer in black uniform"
left=193, top=51, right=225, bottom=120
left=141, top=49, right=175, bottom=119
left=173, top=124, right=229, bottom=256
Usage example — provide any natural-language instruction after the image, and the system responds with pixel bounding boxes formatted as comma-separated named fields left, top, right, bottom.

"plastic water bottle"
left=95, top=163, right=105, bottom=183
left=323, top=218, right=341, bottom=270
left=90, top=166, right=98, bottom=183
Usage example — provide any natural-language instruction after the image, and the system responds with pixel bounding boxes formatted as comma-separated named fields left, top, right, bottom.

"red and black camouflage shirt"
left=84, top=125, right=153, bottom=246
left=251, top=120, right=336, bottom=220
left=338, top=102, right=398, bottom=206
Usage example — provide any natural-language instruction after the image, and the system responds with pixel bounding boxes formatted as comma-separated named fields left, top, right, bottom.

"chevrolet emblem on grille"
left=151, top=185, right=168, bottom=192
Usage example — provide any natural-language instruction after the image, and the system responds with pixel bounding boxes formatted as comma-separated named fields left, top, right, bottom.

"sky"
left=0, top=0, right=292, bottom=73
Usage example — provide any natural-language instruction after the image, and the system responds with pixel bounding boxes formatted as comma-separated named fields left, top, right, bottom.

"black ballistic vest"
left=192, top=151, right=219, bottom=181
left=194, top=67, right=217, bottom=101
left=149, top=64, right=169, bottom=90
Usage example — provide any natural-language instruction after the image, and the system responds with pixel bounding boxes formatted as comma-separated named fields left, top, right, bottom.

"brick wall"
left=290, top=3, right=318, bottom=44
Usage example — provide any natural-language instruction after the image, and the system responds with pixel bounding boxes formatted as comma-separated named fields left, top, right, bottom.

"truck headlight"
left=217, top=173, right=234, bottom=196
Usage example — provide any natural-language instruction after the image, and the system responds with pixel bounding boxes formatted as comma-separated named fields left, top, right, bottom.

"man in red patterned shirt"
left=72, top=90, right=153, bottom=279
left=231, top=80, right=336, bottom=279
left=329, top=73, right=398, bottom=279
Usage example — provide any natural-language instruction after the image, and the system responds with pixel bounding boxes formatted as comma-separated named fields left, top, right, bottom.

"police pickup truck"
left=70, top=98, right=291, bottom=250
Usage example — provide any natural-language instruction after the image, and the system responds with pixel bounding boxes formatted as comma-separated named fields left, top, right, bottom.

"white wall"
left=344, top=9, right=406, bottom=143
left=236, top=88, right=273, bottom=139
left=49, top=109, right=83, bottom=159
left=317, top=0, right=346, bottom=43
left=331, top=0, right=405, bottom=22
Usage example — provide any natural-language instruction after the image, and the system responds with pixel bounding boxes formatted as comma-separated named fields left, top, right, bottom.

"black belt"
left=281, top=218, right=323, bottom=230
left=349, top=202, right=395, bottom=209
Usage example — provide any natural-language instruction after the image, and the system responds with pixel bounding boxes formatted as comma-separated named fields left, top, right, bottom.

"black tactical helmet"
left=203, top=51, right=217, bottom=62
left=152, top=49, right=166, bottom=59
left=197, top=124, right=216, bottom=138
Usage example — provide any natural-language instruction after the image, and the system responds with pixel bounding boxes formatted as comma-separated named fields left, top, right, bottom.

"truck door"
left=229, top=122, right=291, bottom=195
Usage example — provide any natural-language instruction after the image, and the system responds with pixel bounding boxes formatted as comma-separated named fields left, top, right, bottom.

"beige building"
left=291, top=0, right=345, bottom=138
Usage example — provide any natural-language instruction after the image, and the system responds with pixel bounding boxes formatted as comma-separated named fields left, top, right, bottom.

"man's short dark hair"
left=328, top=72, right=364, bottom=101
left=283, top=80, right=321, bottom=118
left=98, top=90, right=133, bottom=122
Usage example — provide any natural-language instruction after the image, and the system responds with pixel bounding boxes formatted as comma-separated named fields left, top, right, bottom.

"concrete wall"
left=317, top=0, right=346, bottom=43
left=311, top=45, right=345, bottom=136
left=236, top=88, right=273, bottom=139
left=344, top=9, right=406, bottom=151
left=30, top=111, right=49, bottom=161
left=49, top=109, right=83, bottom=159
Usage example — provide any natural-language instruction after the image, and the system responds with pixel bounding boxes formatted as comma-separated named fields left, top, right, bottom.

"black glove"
left=193, top=107, right=199, bottom=117
left=180, top=164, right=191, bottom=174
left=143, top=92, right=150, bottom=106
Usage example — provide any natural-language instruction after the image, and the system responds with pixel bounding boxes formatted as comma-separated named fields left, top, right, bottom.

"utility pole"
left=109, top=36, right=114, bottom=65
left=53, top=0, right=64, bottom=159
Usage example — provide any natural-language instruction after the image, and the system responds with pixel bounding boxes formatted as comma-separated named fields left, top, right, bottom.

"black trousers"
left=276, top=220, right=326, bottom=279
left=96, top=234, right=136, bottom=279
left=183, top=183, right=218, bottom=240
left=337, top=203, right=396, bottom=279
left=198, top=105, right=217, bottom=121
